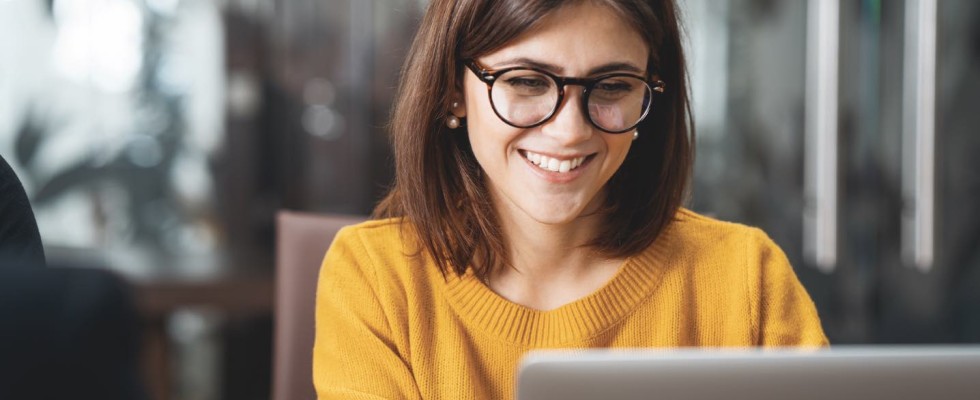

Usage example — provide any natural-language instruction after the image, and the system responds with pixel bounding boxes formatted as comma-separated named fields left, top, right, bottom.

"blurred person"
left=0, top=153, right=145, bottom=400
left=313, top=1, right=827, bottom=399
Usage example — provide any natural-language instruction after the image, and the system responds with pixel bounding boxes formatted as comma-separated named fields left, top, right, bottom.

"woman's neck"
left=487, top=196, right=624, bottom=310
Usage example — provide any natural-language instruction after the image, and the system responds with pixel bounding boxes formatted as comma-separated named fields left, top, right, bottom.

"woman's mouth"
left=520, top=150, right=594, bottom=173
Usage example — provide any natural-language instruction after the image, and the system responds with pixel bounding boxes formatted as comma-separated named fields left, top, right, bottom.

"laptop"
left=516, top=346, right=980, bottom=400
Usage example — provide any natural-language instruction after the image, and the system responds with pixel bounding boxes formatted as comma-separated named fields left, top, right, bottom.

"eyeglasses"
left=464, top=60, right=665, bottom=134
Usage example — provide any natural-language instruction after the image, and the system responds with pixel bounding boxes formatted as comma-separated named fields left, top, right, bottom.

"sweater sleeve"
left=313, top=227, right=422, bottom=400
left=750, top=229, right=830, bottom=347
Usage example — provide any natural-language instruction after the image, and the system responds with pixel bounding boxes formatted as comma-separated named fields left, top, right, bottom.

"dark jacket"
left=0, top=154, right=45, bottom=267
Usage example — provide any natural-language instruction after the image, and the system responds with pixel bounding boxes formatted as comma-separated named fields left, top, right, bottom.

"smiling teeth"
left=523, top=151, right=587, bottom=173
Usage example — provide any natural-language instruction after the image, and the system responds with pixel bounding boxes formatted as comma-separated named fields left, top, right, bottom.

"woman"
left=313, top=0, right=828, bottom=398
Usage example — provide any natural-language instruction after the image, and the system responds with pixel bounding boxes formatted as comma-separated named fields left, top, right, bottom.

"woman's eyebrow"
left=491, top=57, right=563, bottom=72
left=588, top=62, right=644, bottom=75
left=491, top=58, right=645, bottom=75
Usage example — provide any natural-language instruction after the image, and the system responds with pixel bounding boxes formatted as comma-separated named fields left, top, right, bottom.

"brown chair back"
left=273, top=211, right=365, bottom=400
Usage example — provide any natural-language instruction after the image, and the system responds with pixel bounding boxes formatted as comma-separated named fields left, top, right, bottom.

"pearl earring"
left=447, top=115, right=461, bottom=129
left=447, top=101, right=462, bottom=129
left=632, top=130, right=639, bottom=141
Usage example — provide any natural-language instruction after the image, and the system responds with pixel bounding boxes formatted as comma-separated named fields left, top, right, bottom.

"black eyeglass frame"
left=464, top=60, right=666, bottom=134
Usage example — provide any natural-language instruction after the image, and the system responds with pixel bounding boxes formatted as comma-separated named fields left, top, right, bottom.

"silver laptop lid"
left=517, top=346, right=980, bottom=400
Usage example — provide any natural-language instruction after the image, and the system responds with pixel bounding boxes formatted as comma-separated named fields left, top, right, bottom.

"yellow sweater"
left=313, top=209, right=828, bottom=399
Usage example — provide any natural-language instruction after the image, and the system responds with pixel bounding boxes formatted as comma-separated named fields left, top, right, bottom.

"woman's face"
left=461, top=1, right=649, bottom=226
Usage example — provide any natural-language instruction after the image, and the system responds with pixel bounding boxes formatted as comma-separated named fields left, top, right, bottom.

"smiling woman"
left=313, top=1, right=828, bottom=399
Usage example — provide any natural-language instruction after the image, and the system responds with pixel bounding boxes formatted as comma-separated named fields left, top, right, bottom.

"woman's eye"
left=505, top=76, right=550, bottom=88
left=595, top=81, right=632, bottom=92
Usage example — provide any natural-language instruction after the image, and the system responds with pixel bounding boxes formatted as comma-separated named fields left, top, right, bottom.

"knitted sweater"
left=313, top=208, right=828, bottom=399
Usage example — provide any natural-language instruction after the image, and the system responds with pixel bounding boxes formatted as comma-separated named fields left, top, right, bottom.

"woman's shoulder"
left=334, top=217, right=412, bottom=242
left=327, top=217, right=433, bottom=281
left=654, top=209, right=798, bottom=299
left=340, top=216, right=405, bottom=232
left=668, top=208, right=776, bottom=250
left=653, top=207, right=787, bottom=275
left=660, top=210, right=827, bottom=345
left=331, top=217, right=419, bottom=257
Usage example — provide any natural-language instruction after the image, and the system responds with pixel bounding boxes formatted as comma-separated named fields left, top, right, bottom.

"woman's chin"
left=501, top=189, right=607, bottom=228
left=518, top=202, right=590, bottom=226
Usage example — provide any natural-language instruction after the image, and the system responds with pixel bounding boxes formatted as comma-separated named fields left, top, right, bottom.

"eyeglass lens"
left=490, top=69, right=652, bottom=133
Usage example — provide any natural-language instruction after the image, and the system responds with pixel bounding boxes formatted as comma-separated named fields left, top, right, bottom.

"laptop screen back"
left=517, top=347, right=980, bottom=400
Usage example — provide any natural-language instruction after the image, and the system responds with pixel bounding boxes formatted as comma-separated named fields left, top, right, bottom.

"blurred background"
left=0, top=0, right=977, bottom=399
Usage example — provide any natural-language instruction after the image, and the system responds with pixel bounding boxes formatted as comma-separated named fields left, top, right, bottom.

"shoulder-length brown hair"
left=375, top=0, right=693, bottom=278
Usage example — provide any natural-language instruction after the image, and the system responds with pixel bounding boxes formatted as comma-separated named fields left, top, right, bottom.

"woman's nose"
left=539, top=89, right=592, bottom=145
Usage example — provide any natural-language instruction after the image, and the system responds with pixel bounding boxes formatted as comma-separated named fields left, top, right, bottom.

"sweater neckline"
left=442, top=225, right=675, bottom=346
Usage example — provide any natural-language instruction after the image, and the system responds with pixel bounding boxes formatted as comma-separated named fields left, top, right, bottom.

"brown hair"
left=374, top=0, right=693, bottom=278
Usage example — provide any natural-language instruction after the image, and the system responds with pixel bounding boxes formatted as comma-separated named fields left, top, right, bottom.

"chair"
left=273, top=211, right=365, bottom=400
